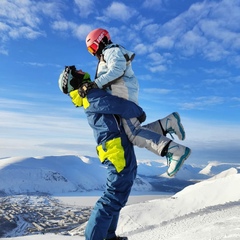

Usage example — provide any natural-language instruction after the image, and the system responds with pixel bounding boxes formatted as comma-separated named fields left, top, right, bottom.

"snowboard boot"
left=159, top=112, right=186, bottom=140
left=162, top=141, right=191, bottom=177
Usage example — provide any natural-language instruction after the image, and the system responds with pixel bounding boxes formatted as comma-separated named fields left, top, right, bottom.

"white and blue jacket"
left=95, top=43, right=139, bottom=105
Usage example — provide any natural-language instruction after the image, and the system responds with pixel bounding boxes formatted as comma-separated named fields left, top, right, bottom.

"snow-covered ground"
left=117, top=168, right=240, bottom=240
left=1, top=156, right=240, bottom=239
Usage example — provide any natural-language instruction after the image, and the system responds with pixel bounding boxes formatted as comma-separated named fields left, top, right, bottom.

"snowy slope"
left=117, top=168, right=240, bottom=239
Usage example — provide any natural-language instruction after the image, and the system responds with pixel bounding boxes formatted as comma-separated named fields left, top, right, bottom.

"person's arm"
left=94, top=47, right=126, bottom=89
left=87, top=89, right=145, bottom=121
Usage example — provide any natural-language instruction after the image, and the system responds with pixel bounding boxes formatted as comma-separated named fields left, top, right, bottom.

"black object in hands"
left=78, top=82, right=98, bottom=98
left=137, top=111, right=146, bottom=123
left=68, top=66, right=87, bottom=90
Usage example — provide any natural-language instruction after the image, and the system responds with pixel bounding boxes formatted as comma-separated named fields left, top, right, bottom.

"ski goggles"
left=87, top=42, right=99, bottom=56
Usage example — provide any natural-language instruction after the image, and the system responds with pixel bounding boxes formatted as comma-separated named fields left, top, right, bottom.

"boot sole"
left=172, top=112, right=186, bottom=141
left=167, top=147, right=191, bottom=177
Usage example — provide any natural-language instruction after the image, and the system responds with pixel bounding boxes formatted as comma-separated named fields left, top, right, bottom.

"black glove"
left=137, top=111, right=146, bottom=123
left=78, top=82, right=98, bottom=98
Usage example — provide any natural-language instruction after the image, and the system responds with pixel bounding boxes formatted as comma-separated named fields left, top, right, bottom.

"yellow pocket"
left=69, top=90, right=90, bottom=109
left=69, top=90, right=83, bottom=107
left=97, top=137, right=126, bottom=173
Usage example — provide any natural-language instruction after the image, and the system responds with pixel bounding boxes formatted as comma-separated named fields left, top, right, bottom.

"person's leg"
left=85, top=199, right=113, bottom=240
left=122, top=118, right=191, bottom=176
left=85, top=136, right=137, bottom=240
left=142, top=119, right=163, bottom=135
left=158, top=112, right=185, bottom=140
left=122, top=118, right=171, bottom=155
left=142, top=112, right=185, bottom=140
left=107, top=214, right=120, bottom=238
left=162, top=141, right=191, bottom=177
left=104, top=141, right=137, bottom=239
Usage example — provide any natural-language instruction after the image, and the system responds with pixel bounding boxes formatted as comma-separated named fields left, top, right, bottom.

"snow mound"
left=118, top=169, right=240, bottom=235
left=173, top=168, right=240, bottom=209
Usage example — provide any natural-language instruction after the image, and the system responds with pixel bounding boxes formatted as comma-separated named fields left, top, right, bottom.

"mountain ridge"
left=1, top=155, right=240, bottom=195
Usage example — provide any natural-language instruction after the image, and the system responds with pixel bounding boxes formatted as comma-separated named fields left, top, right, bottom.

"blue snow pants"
left=85, top=134, right=137, bottom=240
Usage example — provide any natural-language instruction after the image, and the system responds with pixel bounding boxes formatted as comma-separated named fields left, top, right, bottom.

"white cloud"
left=198, top=18, right=240, bottom=52
left=0, top=46, right=8, bottom=55
left=232, top=97, right=240, bottom=102
left=75, top=24, right=93, bottom=41
left=144, top=52, right=171, bottom=73
left=132, top=17, right=154, bottom=31
left=0, top=0, right=40, bottom=28
left=155, top=36, right=174, bottom=49
left=229, top=55, right=240, bottom=69
left=36, top=1, right=63, bottom=19
left=51, top=20, right=92, bottom=41
left=134, top=43, right=148, bottom=55
left=148, top=65, right=167, bottom=73
left=150, top=0, right=240, bottom=63
left=0, top=98, right=36, bottom=112
left=51, top=20, right=77, bottom=32
left=200, top=68, right=231, bottom=77
left=0, top=107, right=94, bottom=158
left=176, top=28, right=207, bottom=56
left=0, top=110, right=89, bottom=136
left=142, top=0, right=163, bottom=9
left=9, top=26, right=45, bottom=39
left=104, top=2, right=137, bottom=22
left=143, top=23, right=161, bottom=39
left=148, top=52, right=165, bottom=63
left=180, top=96, right=225, bottom=110
left=0, top=21, right=10, bottom=33
left=0, top=0, right=63, bottom=44
left=74, top=0, right=94, bottom=18
left=21, top=62, right=61, bottom=68
left=143, top=88, right=172, bottom=94
left=202, top=41, right=230, bottom=61
left=202, top=76, right=240, bottom=95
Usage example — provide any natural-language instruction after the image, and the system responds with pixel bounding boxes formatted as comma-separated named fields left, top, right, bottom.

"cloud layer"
left=1, top=0, right=239, bottom=164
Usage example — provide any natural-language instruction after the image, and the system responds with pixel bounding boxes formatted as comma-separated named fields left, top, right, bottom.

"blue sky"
left=1, top=0, right=240, bottom=166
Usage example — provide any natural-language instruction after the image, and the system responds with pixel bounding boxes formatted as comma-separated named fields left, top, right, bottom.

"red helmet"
left=86, top=28, right=111, bottom=55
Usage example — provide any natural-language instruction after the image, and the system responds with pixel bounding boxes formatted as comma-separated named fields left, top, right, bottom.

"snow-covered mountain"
left=200, top=161, right=240, bottom=176
left=1, top=166, right=240, bottom=240
left=1, top=155, right=240, bottom=239
left=1, top=155, right=240, bottom=195
left=0, top=155, right=152, bottom=195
